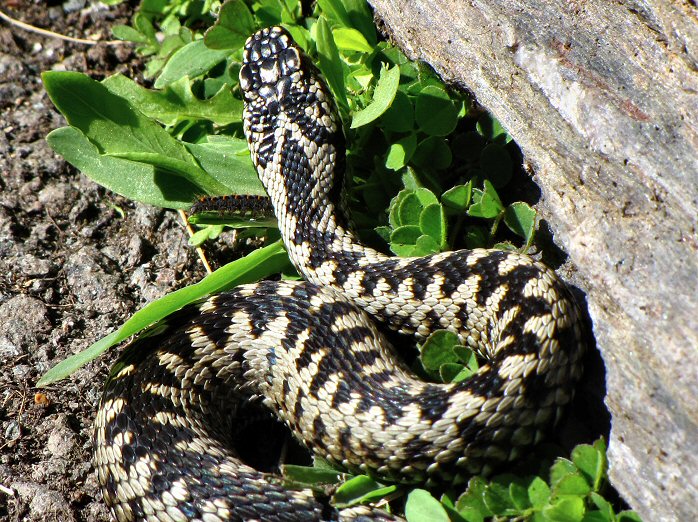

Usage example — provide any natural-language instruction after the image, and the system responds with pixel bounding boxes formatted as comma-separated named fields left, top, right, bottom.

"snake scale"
left=93, top=26, right=586, bottom=522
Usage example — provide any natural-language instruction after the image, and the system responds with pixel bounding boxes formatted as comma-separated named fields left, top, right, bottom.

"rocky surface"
left=367, top=1, right=698, bottom=520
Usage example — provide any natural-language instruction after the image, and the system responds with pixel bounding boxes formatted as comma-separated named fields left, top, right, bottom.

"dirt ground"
left=0, top=2, right=612, bottom=522
left=0, top=2, right=218, bottom=520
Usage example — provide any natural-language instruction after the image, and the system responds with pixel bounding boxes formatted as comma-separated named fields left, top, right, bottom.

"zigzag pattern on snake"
left=93, top=26, right=586, bottom=522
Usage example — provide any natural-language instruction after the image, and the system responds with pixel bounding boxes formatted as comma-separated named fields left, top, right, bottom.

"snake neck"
left=240, top=26, right=389, bottom=284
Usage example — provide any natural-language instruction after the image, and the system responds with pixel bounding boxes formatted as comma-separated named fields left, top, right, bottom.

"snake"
left=93, top=26, right=586, bottom=522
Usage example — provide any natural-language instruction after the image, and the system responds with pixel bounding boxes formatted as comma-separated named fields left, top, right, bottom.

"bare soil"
left=0, top=2, right=212, bottom=520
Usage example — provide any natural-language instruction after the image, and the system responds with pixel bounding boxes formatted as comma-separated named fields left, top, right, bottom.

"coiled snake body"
left=94, top=26, right=585, bottom=522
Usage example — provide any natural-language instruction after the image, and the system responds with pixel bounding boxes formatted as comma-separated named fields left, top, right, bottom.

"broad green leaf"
left=482, top=481, right=516, bottom=515
left=420, top=330, right=460, bottom=371
left=480, top=143, right=513, bottom=187
left=439, top=362, right=467, bottom=383
left=413, top=234, right=440, bottom=256
left=154, top=39, right=231, bottom=88
left=333, top=475, right=397, bottom=507
left=189, top=225, right=222, bottom=246
left=105, top=151, right=227, bottom=195
left=204, top=0, right=255, bottom=50
left=415, top=85, right=458, bottom=136
left=316, top=16, right=349, bottom=114
left=419, top=204, right=447, bottom=248
left=541, top=497, right=585, bottom=522
left=405, top=489, right=450, bottom=522
left=442, top=182, right=473, bottom=212
left=414, top=187, right=439, bottom=207
left=554, top=474, right=591, bottom=497
left=351, top=64, right=400, bottom=128
left=381, top=90, right=414, bottom=132
left=37, top=241, right=290, bottom=386
left=572, top=443, right=605, bottom=491
left=112, top=24, right=149, bottom=43
left=588, top=493, right=614, bottom=520
left=342, top=0, right=377, bottom=45
left=456, top=477, right=494, bottom=517
left=508, top=479, right=532, bottom=511
left=504, top=202, right=536, bottom=242
left=316, top=0, right=353, bottom=29
left=43, top=71, right=198, bottom=165
left=476, top=113, right=511, bottom=143
left=617, top=511, right=643, bottom=522
left=185, top=140, right=266, bottom=196
left=550, top=459, right=579, bottom=488
left=103, top=74, right=243, bottom=126
left=468, top=180, right=504, bottom=219
left=332, top=27, right=373, bottom=53
left=385, top=133, right=417, bottom=171
left=397, top=193, right=424, bottom=225
left=528, top=476, right=551, bottom=509
left=390, top=225, right=422, bottom=245
left=412, top=136, right=452, bottom=170
left=282, top=464, right=343, bottom=487
left=46, top=127, right=198, bottom=209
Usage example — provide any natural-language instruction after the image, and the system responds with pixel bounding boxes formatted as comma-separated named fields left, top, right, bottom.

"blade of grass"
left=37, top=241, right=290, bottom=386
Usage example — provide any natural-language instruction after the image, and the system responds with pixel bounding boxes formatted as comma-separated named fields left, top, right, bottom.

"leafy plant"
left=37, top=0, right=639, bottom=520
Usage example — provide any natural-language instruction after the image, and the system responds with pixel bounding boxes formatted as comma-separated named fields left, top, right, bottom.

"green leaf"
left=412, top=136, right=452, bottom=170
left=588, top=493, right=614, bottom=521
left=397, top=192, right=424, bottom=226
left=281, top=464, right=343, bottom=487
left=154, top=39, right=231, bottom=88
left=456, top=477, right=493, bottom=518
left=508, top=479, right=531, bottom=511
left=528, top=476, right=551, bottom=509
left=572, top=444, right=606, bottom=491
left=351, top=64, right=400, bottom=128
left=46, top=127, right=198, bottom=209
left=316, top=16, right=349, bottom=114
left=189, top=224, right=225, bottom=246
left=415, top=85, right=458, bottom=136
left=419, top=204, right=447, bottom=248
left=554, top=474, right=591, bottom=497
left=185, top=140, right=266, bottom=196
left=341, top=0, right=377, bottom=45
left=541, top=497, right=585, bottom=522
left=333, top=475, right=398, bottom=507
left=37, top=241, right=290, bottom=386
left=468, top=180, right=504, bottom=219
left=112, top=24, right=149, bottom=43
left=385, top=133, right=417, bottom=171
left=103, top=74, right=243, bottom=126
left=420, top=330, right=460, bottom=371
left=483, top=480, right=517, bottom=515
left=503, top=202, right=536, bottom=242
left=332, top=27, right=373, bottom=53
left=380, top=90, right=413, bottom=132
left=106, top=151, right=229, bottom=195
left=476, top=113, right=511, bottom=143
left=413, top=234, right=441, bottom=256
left=316, top=0, right=353, bottom=29
left=617, top=511, right=643, bottom=522
left=203, top=0, right=255, bottom=50
left=405, top=489, right=450, bottom=522
left=550, top=459, right=579, bottom=488
left=414, top=187, right=439, bottom=207
left=479, top=143, right=513, bottom=188
left=390, top=225, right=422, bottom=246
left=442, top=181, right=473, bottom=212
left=439, top=362, right=467, bottom=383
left=44, top=72, right=193, bottom=162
